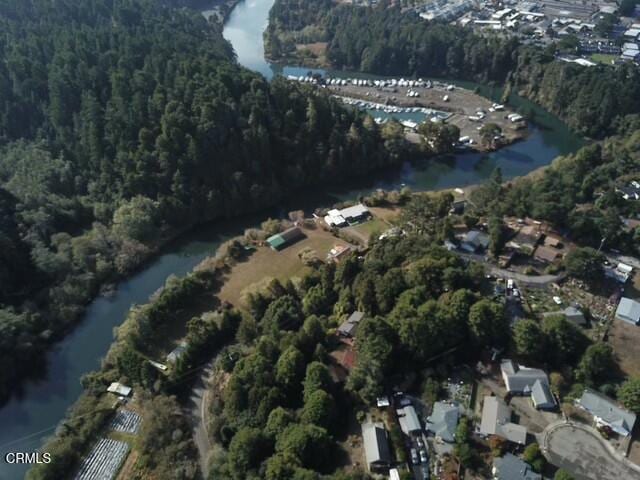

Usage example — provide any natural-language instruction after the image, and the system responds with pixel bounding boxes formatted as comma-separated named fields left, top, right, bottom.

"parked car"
left=416, top=437, right=424, bottom=449
left=411, top=448, right=419, bottom=465
left=420, top=449, right=428, bottom=464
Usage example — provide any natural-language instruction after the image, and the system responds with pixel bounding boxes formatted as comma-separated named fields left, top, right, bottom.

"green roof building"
left=266, top=226, right=304, bottom=250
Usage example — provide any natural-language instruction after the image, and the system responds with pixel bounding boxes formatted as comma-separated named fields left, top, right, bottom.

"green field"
left=590, top=53, right=617, bottom=65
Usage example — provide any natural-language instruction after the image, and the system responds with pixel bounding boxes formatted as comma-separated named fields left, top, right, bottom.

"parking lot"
left=542, top=423, right=640, bottom=480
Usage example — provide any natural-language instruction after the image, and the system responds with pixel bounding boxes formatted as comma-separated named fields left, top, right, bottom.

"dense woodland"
left=29, top=189, right=630, bottom=479
left=266, top=0, right=640, bottom=138
left=466, top=131, right=640, bottom=254
left=0, top=0, right=407, bottom=401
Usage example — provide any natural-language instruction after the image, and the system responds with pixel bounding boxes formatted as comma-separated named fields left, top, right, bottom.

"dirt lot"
left=608, top=318, right=640, bottom=378
left=328, top=83, right=526, bottom=148
left=217, top=226, right=352, bottom=307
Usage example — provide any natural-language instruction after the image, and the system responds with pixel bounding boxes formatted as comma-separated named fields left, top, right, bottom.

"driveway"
left=540, top=422, right=640, bottom=480
left=187, top=360, right=215, bottom=477
left=454, top=251, right=563, bottom=287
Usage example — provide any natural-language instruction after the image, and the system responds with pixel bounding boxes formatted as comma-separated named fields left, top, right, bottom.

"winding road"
left=539, top=421, right=640, bottom=480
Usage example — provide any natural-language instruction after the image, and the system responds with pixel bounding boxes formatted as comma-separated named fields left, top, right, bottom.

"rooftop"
left=616, top=297, right=640, bottom=325
left=397, top=405, right=422, bottom=434
left=362, top=421, right=391, bottom=466
left=337, top=311, right=364, bottom=337
left=578, top=388, right=636, bottom=435
left=493, top=453, right=542, bottom=480
left=501, top=360, right=550, bottom=394
left=426, top=402, right=460, bottom=442
left=480, top=396, right=527, bottom=444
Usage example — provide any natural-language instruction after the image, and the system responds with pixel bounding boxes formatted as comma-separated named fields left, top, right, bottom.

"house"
left=507, top=224, right=541, bottom=253
left=461, top=230, right=490, bottom=253
left=501, top=360, right=550, bottom=396
left=107, top=382, right=132, bottom=398
left=492, top=453, right=541, bottom=480
left=166, top=343, right=188, bottom=364
left=616, top=297, right=640, bottom=325
left=543, top=306, right=587, bottom=327
left=531, top=379, right=556, bottom=410
left=426, top=402, right=460, bottom=442
left=337, top=311, right=364, bottom=338
left=324, top=204, right=371, bottom=227
left=624, top=28, right=640, bottom=40
left=397, top=405, right=422, bottom=435
left=362, top=421, right=392, bottom=472
left=543, top=234, right=563, bottom=249
left=533, top=245, right=561, bottom=263
left=576, top=388, right=637, bottom=437
left=327, top=244, right=352, bottom=263
left=266, top=226, right=305, bottom=250
left=480, top=396, right=527, bottom=445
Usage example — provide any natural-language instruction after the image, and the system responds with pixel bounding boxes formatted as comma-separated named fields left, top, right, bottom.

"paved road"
left=188, top=360, right=214, bottom=477
left=540, top=422, right=640, bottom=480
left=456, top=251, right=564, bottom=287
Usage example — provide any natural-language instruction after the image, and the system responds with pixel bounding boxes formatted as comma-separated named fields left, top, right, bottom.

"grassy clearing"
left=590, top=53, right=617, bottom=65
left=218, top=226, right=351, bottom=308
left=608, top=319, right=640, bottom=378
left=351, top=218, right=388, bottom=239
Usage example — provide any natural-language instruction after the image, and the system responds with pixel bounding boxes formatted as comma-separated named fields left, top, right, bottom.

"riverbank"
left=0, top=1, right=586, bottom=478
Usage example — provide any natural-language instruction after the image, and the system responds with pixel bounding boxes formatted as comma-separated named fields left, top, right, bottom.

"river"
left=0, top=1, right=582, bottom=479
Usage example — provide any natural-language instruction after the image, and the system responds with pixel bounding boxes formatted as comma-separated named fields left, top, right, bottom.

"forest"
left=0, top=0, right=407, bottom=402
left=28, top=188, right=628, bottom=479
left=265, top=0, right=640, bottom=138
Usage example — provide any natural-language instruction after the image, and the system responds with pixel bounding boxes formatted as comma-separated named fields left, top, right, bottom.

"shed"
left=362, top=421, right=392, bottom=472
left=266, top=226, right=304, bottom=250
left=107, top=382, right=132, bottom=398
left=616, top=297, right=640, bottom=325
left=543, top=306, right=586, bottom=327
left=166, top=343, right=187, bottom=364
left=397, top=405, right=422, bottom=435
left=337, top=311, right=364, bottom=338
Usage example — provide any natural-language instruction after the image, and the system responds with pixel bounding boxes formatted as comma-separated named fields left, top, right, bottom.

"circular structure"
left=541, top=422, right=640, bottom=480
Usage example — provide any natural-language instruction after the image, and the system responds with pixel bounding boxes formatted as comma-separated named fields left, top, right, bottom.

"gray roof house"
left=577, top=388, right=637, bottom=437
left=492, top=453, right=542, bottom=480
left=461, top=230, right=490, bottom=253
left=397, top=405, right=422, bottom=435
left=501, top=360, right=551, bottom=404
left=426, top=402, right=460, bottom=443
left=480, top=396, right=527, bottom=445
left=543, top=306, right=587, bottom=327
left=362, top=421, right=392, bottom=472
left=616, top=297, right=640, bottom=326
left=337, top=311, right=364, bottom=338
left=531, top=379, right=556, bottom=410
left=166, top=343, right=188, bottom=364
